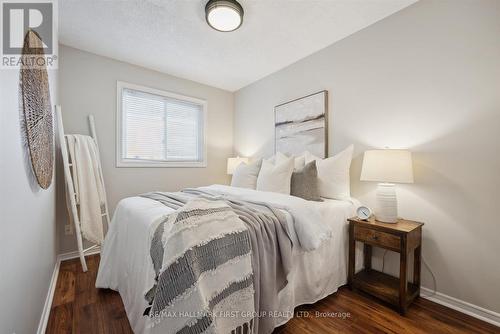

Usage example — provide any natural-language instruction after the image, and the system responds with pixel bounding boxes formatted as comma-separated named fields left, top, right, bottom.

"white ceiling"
left=59, top=0, right=417, bottom=92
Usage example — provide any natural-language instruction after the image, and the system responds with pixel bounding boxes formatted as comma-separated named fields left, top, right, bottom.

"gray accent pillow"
left=291, top=160, right=322, bottom=201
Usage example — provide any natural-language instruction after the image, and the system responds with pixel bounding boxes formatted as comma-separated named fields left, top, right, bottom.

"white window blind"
left=117, top=83, right=206, bottom=167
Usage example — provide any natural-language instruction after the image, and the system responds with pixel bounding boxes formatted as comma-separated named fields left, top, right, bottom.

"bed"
left=96, top=184, right=363, bottom=333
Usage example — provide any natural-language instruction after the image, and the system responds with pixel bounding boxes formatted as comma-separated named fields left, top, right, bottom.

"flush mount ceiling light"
left=205, top=0, right=244, bottom=32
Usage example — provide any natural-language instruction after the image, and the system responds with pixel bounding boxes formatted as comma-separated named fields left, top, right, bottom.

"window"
left=117, top=82, right=207, bottom=167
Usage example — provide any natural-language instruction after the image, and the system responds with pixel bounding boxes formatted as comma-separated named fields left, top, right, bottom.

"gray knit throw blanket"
left=145, top=196, right=254, bottom=333
left=142, top=189, right=293, bottom=334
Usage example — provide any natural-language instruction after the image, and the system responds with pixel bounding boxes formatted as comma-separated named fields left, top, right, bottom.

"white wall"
left=58, top=45, right=234, bottom=252
left=0, top=70, right=58, bottom=331
left=234, top=0, right=500, bottom=312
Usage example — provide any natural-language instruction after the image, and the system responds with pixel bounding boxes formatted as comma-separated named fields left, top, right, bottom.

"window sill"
left=116, top=160, right=207, bottom=168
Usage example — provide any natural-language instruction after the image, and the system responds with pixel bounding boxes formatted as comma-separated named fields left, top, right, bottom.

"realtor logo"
left=1, top=0, right=57, bottom=68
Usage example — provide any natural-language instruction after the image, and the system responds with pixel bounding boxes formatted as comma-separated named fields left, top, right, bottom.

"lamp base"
left=375, top=183, right=398, bottom=223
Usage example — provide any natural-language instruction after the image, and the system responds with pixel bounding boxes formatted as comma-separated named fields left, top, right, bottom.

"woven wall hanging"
left=20, top=30, right=54, bottom=189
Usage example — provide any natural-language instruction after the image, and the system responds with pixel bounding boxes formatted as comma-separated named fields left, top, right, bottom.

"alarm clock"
left=356, top=206, right=372, bottom=220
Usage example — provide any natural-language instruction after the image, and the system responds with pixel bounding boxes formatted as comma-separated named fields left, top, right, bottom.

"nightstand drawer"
left=354, top=225, right=400, bottom=251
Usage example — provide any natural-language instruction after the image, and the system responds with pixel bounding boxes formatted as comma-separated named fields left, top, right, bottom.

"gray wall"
left=234, top=0, right=500, bottom=312
left=0, top=70, right=58, bottom=331
left=58, top=45, right=234, bottom=252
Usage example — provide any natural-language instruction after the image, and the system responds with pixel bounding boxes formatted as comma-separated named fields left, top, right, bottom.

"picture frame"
left=274, top=90, right=328, bottom=158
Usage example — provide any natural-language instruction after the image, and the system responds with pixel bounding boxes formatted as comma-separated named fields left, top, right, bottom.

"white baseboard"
left=36, top=257, right=60, bottom=334
left=421, top=287, right=500, bottom=328
left=36, top=247, right=101, bottom=334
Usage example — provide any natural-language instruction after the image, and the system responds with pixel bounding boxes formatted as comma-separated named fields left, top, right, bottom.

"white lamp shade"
left=227, top=157, right=249, bottom=175
left=360, top=149, right=414, bottom=184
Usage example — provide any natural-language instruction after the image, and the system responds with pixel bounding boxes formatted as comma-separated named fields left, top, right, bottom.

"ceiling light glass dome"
left=205, top=0, right=244, bottom=32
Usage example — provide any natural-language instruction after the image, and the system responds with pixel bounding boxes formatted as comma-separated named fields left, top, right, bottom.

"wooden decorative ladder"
left=56, top=105, right=111, bottom=272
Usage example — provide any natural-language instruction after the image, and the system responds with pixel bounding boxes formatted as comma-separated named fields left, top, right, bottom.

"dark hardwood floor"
left=46, top=255, right=500, bottom=334
left=46, top=255, right=133, bottom=334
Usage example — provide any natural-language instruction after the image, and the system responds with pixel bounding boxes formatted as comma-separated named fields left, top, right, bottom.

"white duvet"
left=96, top=185, right=363, bottom=333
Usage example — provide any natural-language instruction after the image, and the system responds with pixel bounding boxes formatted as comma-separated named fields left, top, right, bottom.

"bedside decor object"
left=20, top=30, right=54, bottom=189
left=227, top=156, right=249, bottom=175
left=275, top=91, right=328, bottom=158
left=360, top=149, right=413, bottom=223
left=205, top=0, right=244, bottom=32
left=348, top=216, right=423, bottom=315
left=356, top=206, right=372, bottom=220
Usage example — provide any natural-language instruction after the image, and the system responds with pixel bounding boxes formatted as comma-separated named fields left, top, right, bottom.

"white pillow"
left=305, top=145, right=354, bottom=200
left=231, top=159, right=262, bottom=189
left=276, top=152, right=306, bottom=170
left=256, top=156, right=295, bottom=194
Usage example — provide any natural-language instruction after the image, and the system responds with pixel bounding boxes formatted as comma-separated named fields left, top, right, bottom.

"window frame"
left=116, top=81, right=207, bottom=168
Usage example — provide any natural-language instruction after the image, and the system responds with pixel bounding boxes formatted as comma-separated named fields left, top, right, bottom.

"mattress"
left=95, top=184, right=363, bottom=333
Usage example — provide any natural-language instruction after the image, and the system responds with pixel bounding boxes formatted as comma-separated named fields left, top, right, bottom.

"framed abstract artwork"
left=274, top=90, right=328, bottom=158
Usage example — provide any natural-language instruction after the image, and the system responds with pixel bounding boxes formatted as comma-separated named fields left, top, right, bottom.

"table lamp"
left=227, top=156, right=249, bottom=175
left=360, top=149, right=413, bottom=223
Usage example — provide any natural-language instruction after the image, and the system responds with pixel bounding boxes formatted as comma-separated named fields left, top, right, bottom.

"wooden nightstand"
left=347, top=216, right=424, bottom=315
